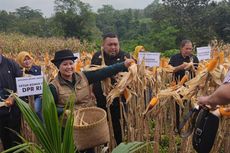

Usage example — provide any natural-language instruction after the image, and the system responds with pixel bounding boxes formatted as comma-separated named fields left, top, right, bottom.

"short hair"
left=102, top=32, right=118, bottom=41
left=180, top=40, right=192, bottom=48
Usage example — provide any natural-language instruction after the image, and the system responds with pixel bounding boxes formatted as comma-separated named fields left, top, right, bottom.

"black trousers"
left=110, top=100, right=122, bottom=145
left=0, top=105, right=21, bottom=150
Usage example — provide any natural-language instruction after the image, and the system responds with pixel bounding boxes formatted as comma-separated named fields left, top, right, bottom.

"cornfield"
left=0, top=33, right=230, bottom=153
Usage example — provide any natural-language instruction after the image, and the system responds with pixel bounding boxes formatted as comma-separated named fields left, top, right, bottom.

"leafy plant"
left=161, top=49, right=179, bottom=58
left=112, top=141, right=152, bottom=153
left=3, top=81, right=76, bottom=153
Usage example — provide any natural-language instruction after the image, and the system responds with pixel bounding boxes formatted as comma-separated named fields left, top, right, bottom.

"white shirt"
left=223, top=70, right=230, bottom=83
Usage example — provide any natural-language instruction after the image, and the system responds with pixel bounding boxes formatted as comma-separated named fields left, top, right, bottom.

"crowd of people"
left=0, top=33, right=229, bottom=152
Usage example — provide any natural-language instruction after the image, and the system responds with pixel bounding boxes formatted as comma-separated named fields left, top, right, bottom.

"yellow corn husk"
left=170, top=81, right=177, bottom=90
left=152, top=66, right=157, bottom=76
left=212, top=50, right=219, bottom=59
left=160, top=57, right=168, bottom=68
left=123, top=88, right=129, bottom=100
left=143, top=97, right=158, bottom=115
left=148, top=97, right=158, bottom=109
left=170, top=80, right=176, bottom=86
left=179, top=74, right=189, bottom=85
left=219, top=107, right=230, bottom=117
left=75, top=60, right=83, bottom=72
left=133, top=45, right=144, bottom=60
left=81, top=51, right=86, bottom=57
left=44, top=52, right=50, bottom=65
left=85, top=59, right=91, bottom=66
left=219, top=51, right=224, bottom=64
left=196, top=64, right=205, bottom=74
left=207, top=58, right=218, bottom=72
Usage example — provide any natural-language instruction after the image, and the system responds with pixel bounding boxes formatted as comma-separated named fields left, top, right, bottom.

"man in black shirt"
left=169, top=40, right=199, bottom=133
left=169, top=40, right=199, bottom=82
left=0, top=47, right=23, bottom=150
left=91, top=33, right=131, bottom=145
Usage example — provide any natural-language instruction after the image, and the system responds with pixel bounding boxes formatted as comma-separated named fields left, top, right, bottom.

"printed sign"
left=138, top=52, right=160, bottom=67
left=74, top=52, right=80, bottom=60
left=197, top=46, right=211, bottom=61
left=16, top=75, right=43, bottom=97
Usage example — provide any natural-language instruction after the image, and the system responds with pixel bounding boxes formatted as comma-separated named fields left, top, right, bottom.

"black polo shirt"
left=169, top=53, right=199, bottom=81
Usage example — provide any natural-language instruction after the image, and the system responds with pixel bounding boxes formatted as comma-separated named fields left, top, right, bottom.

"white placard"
left=16, top=75, right=43, bottom=97
left=197, top=46, right=211, bottom=61
left=138, top=52, right=160, bottom=67
left=74, top=52, right=80, bottom=59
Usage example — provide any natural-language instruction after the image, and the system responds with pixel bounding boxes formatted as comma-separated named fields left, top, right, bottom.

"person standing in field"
left=169, top=39, right=199, bottom=82
left=49, top=49, right=134, bottom=153
left=91, top=32, right=131, bottom=145
left=169, top=39, right=199, bottom=133
left=0, top=47, right=23, bottom=151
left=16, top=51, right=43, bottom=121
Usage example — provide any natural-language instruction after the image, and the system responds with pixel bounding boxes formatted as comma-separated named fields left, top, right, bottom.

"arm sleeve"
left=169, top=56, right=175, bottom=66
left=193, top=56, right=199, bottom=63
left=209, top=83, right=230, bottom=105
left=12, top=60, right=23, bottom=77
left=91, top=52, right=101, bottom=65
left=49, top=84, right=58, bottom=104
left=84, top=62, right=127, bottom=84
left=193, top=56, right=199, bottom=69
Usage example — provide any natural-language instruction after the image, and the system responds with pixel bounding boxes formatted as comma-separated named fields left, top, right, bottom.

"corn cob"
left=207, top=58, right=218, bottom=72
left=219, top=107, right=230, bottom=117
left=179, top=74, right=189, bottom=85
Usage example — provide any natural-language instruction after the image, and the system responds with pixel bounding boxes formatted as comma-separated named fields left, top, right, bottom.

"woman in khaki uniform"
left=49, top=49, right=134, bottom=153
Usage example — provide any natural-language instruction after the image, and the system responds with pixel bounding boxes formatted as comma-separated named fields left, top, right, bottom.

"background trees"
left=0, top=0, right=229, bottom=52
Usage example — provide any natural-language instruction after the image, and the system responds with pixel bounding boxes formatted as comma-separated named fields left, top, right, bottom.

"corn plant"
left=3, top=81, right=76, bottom=153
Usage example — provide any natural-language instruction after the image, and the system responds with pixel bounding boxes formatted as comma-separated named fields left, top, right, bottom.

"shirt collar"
left=179, top=53, right=190, bottom=60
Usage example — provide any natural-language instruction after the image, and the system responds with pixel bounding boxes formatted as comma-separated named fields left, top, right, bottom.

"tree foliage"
left=0, top=0, right=230, bottom=51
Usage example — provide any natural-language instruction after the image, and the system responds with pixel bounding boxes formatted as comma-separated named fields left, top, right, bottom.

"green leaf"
left=112, top=141, right=151, bottom=153
left=4, top=80, right=76, bottom=153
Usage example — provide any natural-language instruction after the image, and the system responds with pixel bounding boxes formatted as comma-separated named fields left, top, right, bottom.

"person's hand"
left=124, top=58, right=135, bottom=68
left=226, top=107, right=230, bottom=112
left=197, top=96, right=217, bottom=109
left=4, top=96, right=14, bottom=107
left=184, top=62, right=194, bottom=70
left=180, top=62, right=190, bottom=70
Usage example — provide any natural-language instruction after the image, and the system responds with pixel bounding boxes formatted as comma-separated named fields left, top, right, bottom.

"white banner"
left=16, top=75, right=43, bottom=97
left=74, top=52, right=80, bottom=60
left=197, top=46, right=211, bottom=61
left=138, top=52, right=160, bottom=67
